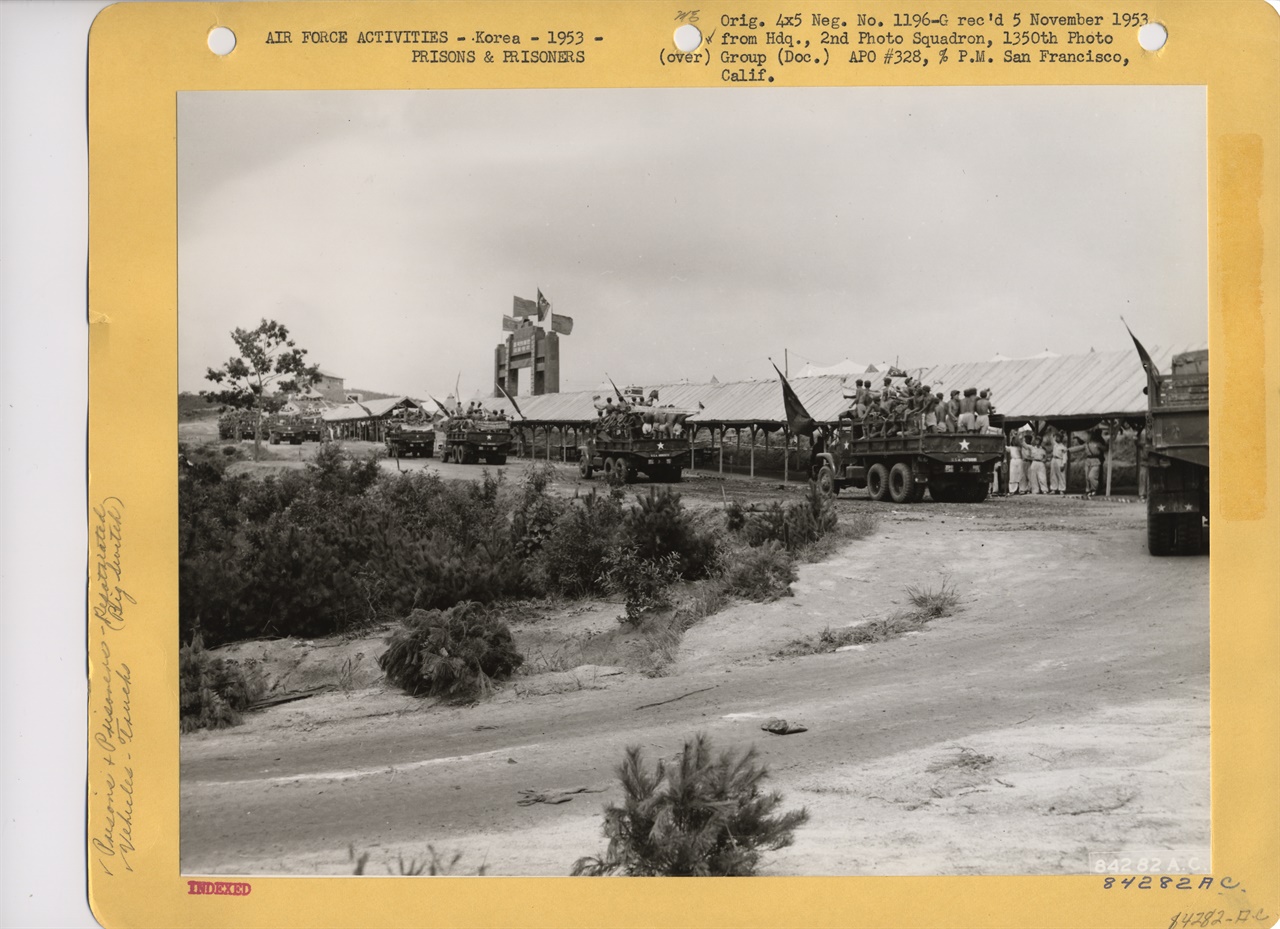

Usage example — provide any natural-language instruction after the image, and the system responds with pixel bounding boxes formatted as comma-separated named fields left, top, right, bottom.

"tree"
left=201, top=319, right=320, bottom=458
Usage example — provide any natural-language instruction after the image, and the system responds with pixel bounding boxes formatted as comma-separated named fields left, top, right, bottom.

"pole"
left=783, top=426, right=789, bottom=484
left=750, top=426, right=756, bottom=478
left=718, top=427, right=724, bottom=476
left=1105, top=420, right=1114, bottom=497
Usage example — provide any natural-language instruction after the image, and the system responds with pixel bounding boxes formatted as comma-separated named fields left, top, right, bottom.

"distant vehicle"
left=578, top=391, right=694, bottom=483
left=383, top=410, right=435, bottom=458
left=267, top=414, right=322, bottom=445
left=811, top=424, right=1005, bottom=502
left=1139, top=347, right=1208, bottom=555
left=439, top=416, right=513, bottom=465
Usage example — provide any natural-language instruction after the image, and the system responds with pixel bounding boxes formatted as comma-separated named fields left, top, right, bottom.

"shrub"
left=379, top=602, right=524, bottom=699
left=601, top=545, right=682, bottom=625
left=572, top=734, right=809, bottom=876
left=179, top=635, right=264, bottom=732
left=350, top=844, right=487, bottom=876
left=906, top=578, right=959, bottom=618
left=542, top=490, right=625, bottom=597
left=722, top=541, right=796, bottom=601
left=511, top=463, right=567, bottom=558
left=624, top=487, right=720, bottom=580
left=738, top=481, right=837, bottom=552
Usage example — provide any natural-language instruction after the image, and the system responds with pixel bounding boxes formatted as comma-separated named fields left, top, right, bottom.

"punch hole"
left=1137, top=23, right=1167, bottom=52
left=208, top=26, right=237, bottom=56
left=673, top=24, right=702, bottom=52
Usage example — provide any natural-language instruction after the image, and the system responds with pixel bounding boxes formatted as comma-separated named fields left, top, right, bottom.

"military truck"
left=810, top=423, right=1005, bottom=502
left=384, top=411, right=436, bottom=458
left=438, top=417, right=513, bottom=464
left=578, top=394, right=693, bottom=483
left=267, top=414, right=321, bottom=445
left=1142, top=349, right=1208, bottom=555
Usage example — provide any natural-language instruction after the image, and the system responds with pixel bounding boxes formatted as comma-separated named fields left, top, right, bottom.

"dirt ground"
left=178, top=435, right=1209, bottom=877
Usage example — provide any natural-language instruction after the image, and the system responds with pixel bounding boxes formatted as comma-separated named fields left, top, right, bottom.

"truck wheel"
left=1147, top=511, right=1175, bottom=556
left=927, top=481, right=949, bottom=502
left=907, top=477, right=927, bottom=503
left=1174, top=513, right=1204, bottom=555
left=269, top=435, right=280, bottom=445
left=493, top=454, right=507, bottom=466
left=672, top=466, right=683, bottom=483
left=816, top=465, right=837, bottom=499
left=602, top=457, right=615, bottom=479
left=888, top=462, right=914, bottom=503
left=579, top=457, right=594, bottom=478
left=616, top=457, right=632, bottom=484
left=867, top=463, right=890, bottom=502
left=964, top=482, right=989, bottom=503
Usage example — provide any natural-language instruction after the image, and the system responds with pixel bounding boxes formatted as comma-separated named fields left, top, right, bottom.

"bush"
left=906, top=579, right=959, bottom=618
left=737, top=481, right=837, bottom=552
left=179, top=635, right=264, bottom=732
left=722, top=541, right=796, bottom=601
left=572, top=734, right=809, bottom=876
left=180, top=448, right=527, bottom=646
left=542, top=490, right=625, bottom=597
left=511, top=463, right=567, bottom=558
left=624, top=487, right=720, bottom=580
left=601, top=545, right=682, bottom=625
left=379, top=602, right=524, bottom=699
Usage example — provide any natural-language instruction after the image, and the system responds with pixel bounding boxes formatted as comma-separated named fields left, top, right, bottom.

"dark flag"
left=1122, top=318, right=1162, bottom=402
left=772, top=362, right=817, bottom=436
left=495, top=382, right=526, bottom=420
left=513, top=295, right=539, bottom=318
left=502, top=314, right=518, bottom=332
left=536, top=288, right=551, bottom=321
left=550, top=312, right=574, bottom=335
left=428, top=396, right=451, bottom=415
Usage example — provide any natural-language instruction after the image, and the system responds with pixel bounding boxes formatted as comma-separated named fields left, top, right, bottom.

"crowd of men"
left=837, top=375, right=999, bottom=438
left=591, top=389, right=701, bottom=439
left=997, top=428, right=1110, bottom=496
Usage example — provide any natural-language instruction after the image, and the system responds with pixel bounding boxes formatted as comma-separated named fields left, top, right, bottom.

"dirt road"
left=180, top=490, right=1208, bottom=877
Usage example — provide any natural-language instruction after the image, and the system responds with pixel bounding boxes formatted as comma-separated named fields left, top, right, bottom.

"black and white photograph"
left=176, top=85, right=1209, bottom=878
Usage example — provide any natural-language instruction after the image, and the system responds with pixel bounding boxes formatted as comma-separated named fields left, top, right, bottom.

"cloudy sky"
left=178, top=86, right=1205, bottom=398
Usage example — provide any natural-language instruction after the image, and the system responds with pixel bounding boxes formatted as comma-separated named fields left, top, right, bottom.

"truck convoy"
left=1136, top=345, right=1209, bottom=556
left=383, top=409, right=436, bottom=458
left=578, top=386, right=695, bottom=483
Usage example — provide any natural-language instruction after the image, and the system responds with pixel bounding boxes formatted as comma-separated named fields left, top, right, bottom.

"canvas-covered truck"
left=811, top=425, right=1005, bottom=502
left=438, top=418, right=513, bottom=464
left=1142, top=348, right=1209, bottom=555
left=384, top=412, right=436, bottom=458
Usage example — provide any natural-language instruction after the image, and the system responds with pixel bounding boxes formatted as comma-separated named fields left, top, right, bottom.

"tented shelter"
left=320, top=396, right=425, bottom=441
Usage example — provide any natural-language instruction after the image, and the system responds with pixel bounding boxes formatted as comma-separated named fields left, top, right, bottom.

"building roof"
left=485, top=343, right=1204, bottom=427
left=320, top=395, right=422, bottom=422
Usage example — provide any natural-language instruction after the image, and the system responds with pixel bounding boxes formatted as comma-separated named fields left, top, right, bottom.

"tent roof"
left=489, top=343, right=1205, bottom=427
left=321, top=395, right=422, bottom=422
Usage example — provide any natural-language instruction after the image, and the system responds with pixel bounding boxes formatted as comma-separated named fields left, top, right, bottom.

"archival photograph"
left=177, top=85, right=1209, bottom=877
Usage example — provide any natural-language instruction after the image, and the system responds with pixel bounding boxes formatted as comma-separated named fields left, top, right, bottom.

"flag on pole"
left=605, top=375, right=626, bottom=404
left=550, top=312, right=574, bottom=335
left=502, top=315, right=518, bottom=332
left=495, top=382, right=526, bottom=420
left=772, top=362, right=817, bottom=436
left=536, top=288, right=551, bottom=321
left=1122, top=317, right=1161, bottom=402
left=512, top=295, right=539, bottom=318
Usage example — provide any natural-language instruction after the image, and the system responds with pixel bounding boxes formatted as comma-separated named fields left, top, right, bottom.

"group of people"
left=838, top=376, right=998, bottom=438
left=591, top=389, right=699, bottom=439
left=998, top=428, right=1109, bottom=496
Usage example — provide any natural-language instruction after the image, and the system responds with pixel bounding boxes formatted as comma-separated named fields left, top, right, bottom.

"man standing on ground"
left=1050, top=432, right=1068, bottom=494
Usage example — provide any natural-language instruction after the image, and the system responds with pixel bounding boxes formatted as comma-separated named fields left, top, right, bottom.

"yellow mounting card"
left=88, top=1, right=1278, bottom=927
